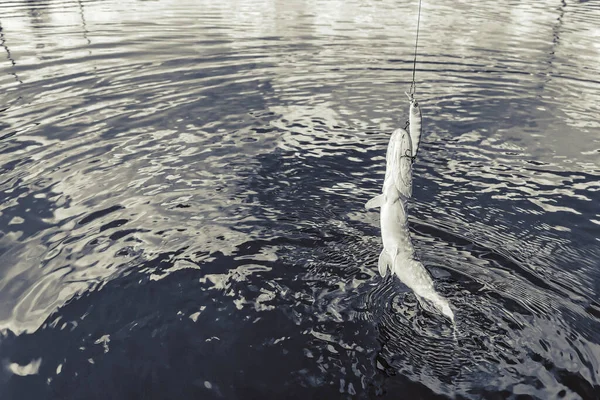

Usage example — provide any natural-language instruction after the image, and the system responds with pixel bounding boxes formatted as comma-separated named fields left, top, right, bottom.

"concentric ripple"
left=1, top=0, right=600, bottom=398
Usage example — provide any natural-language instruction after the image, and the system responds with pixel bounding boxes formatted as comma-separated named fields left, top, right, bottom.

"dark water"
left=1, top=0, right=600, bottom=398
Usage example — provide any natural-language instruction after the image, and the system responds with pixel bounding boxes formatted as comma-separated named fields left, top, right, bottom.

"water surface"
left=1, top=0, right=600, bottom=398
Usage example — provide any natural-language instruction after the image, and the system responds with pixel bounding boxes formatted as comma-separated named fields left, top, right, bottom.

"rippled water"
left=1, top=0, right=600, bottom=398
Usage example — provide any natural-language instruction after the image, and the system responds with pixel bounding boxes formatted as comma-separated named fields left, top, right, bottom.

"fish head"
left=387, top=128, right=412, bottom=159
left=410, top=99, right=421, bottom=117
left=385, top=128, right=412, bottom=197
left=405, top=92, right=421, bottom=115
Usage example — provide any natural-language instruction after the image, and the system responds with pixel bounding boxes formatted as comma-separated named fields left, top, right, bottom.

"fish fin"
left=365, top=194, right=384, bottom=210
left=390, top=249, right=399, bottom=275
left=378, top=250, right=392, bottom=277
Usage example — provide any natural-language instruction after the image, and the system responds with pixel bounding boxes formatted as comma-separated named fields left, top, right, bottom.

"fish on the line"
left=406, top=92, right=422, bottom=159
left=366, top=98, right=454, bottom=321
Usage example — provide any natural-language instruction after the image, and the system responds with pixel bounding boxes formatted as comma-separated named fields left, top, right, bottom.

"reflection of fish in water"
left=366, top=124, right=454, bottom=321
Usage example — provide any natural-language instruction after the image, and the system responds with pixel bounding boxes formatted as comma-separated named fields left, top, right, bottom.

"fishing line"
left=408, top=0, right=422, bottom=97
left=0, top=21, right=23, bottom=84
